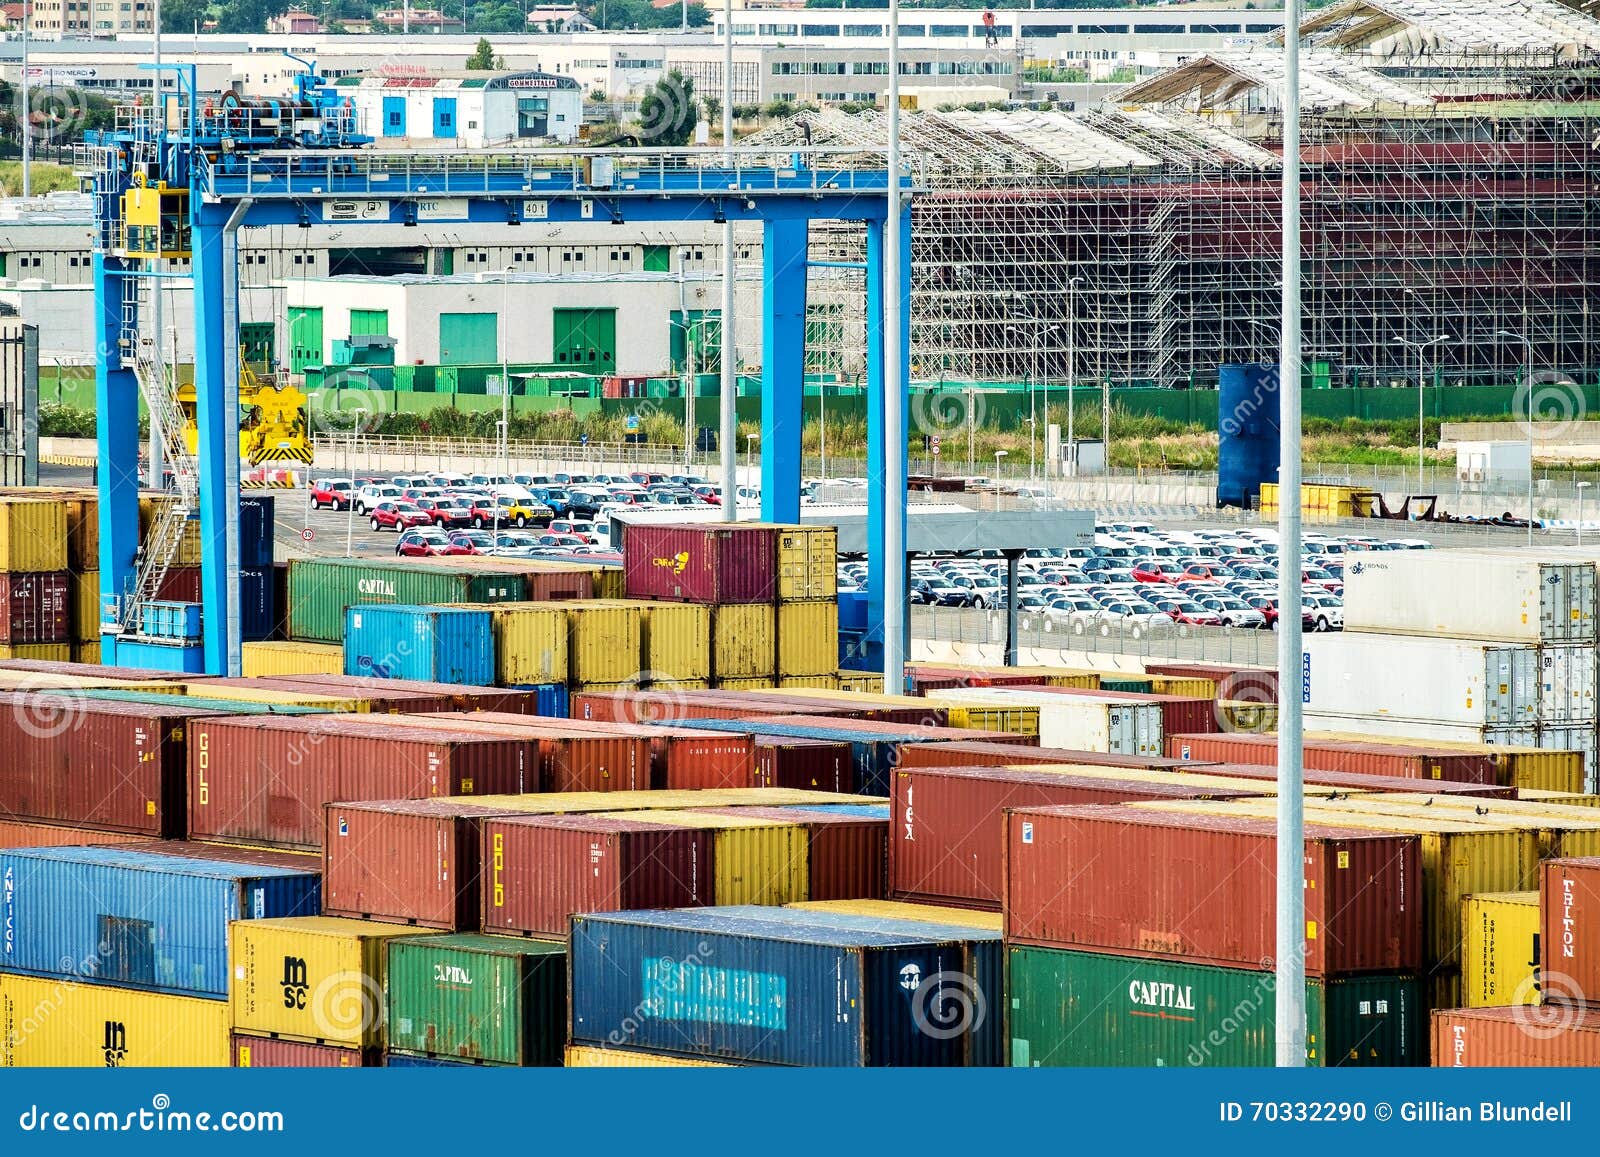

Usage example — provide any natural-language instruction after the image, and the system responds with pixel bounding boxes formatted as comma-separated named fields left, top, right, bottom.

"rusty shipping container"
left=480, top=813, right=714, bottom=937
left=0, top=694, right=228, bottom=836
left=186, top=715, right=537, bottom=850
left=1432, top=1005, right=1600, bottom=1066
left=323, top=798, right=521, bottom=930
left=1168, top=760, right=1515, bottom=799
left=0, top=572, right=70, bottom=645
left=622, top=523, right=781, bottom=603
left=894, top=738, right=1199, bottom=773
left=232, top=1034, right=376, bottom=1067
left=1541, top=856, right=1600, bottom=1005
left=741, top=713, right=1024, bottom=746
left=407, top=713, right=651, bottom=793
left=894, top=765, right=1260, bottom=911
left=1167, top=731, right=1499, bottom=785
left=1005, top=804, right=1422, bottom=975
left=755, top=736, right=855, bottom=792
left=691, top=805, right=886, bottom=901
left=0, top=818, right=156, bottom=847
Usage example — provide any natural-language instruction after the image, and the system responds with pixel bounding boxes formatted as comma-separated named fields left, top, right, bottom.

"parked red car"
left=369, top=501, right=433, bottom=532
left=415, top=497, right=473, bottom=528
left=395, top=527, right=469, bottom=557
left=1131, top=560, right=1184, bottom=584
left=309, top=478, right=353, bottom=510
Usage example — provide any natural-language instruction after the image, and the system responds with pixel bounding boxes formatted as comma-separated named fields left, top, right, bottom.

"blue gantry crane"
left=88, top=60, right=911, bottom=676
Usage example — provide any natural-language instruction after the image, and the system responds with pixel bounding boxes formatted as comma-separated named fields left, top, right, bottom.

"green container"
left=285, top=558, right=527, bottom=643
left=436, top=366, right=459, bottom=394
left=1098, top=676, right=1154, bottom=694
left=392, top=365, right=415, bottom=391
left=1007, top=946, right=1423, bottom=1068
left=386, top=934, right=566, bottom=1067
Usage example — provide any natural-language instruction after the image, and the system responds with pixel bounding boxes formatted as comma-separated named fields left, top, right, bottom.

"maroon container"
left=747, top=713, right=1030, bottom=746
left=264, top=674, right=541, bottom=714
left=0, top=572, right=70, bottom=645
left=1144, top=661, right=1278, bottom=704
left=905, top=664, right=1053, bottom=693
left=892, top=764, right=1258, bottom=910
left=1032, top=687, right=1219, bottom=736
left=1541, top=857, right=1600, bottom=1007
left=232, top=1034, right=375, bottom=1067
left=155, top=566, right=202, bottom=603
left=622, top=523, right=780, bottom=603
left=406, top=713, right=651, bottom=793
left=1005, top=804, right=1422, bottom=975
left=323, top=798, right=515, bottom=930
left=0, top=819, right=155, bottom=847
left=480, top=813, right=714, bottom=937
left=571, top=689, right=947, bottom=727
left=893, top=738, right=1200, bottom=772
left=693, top=805, right=886, bottom=901
left=0, top=659, right=190, bottom=680
left=0, top=694, right=225, bottom=836
left=1179, top=760, right=1514, bottom=799
left=134, top=840, right=320, bottom=871
left=1166, top=731, right=1499, bottom=785
left=186, top=714, right=537, bottom=851
left=754, top=736, right=854, bottom=792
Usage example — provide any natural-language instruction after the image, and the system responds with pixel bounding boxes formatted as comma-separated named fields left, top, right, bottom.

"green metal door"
left=552, top=308, right=616, bottom=372
left=287, top=307, right=323, bottom=373
left=670, top=310, right=722, bottom=374
left=439, top=312, right=498, bottom=365
left=349, top=309, right=389, bottom=337
left=239, top=322, right=274, bottom=370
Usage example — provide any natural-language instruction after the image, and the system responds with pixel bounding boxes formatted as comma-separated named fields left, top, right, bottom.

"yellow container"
left=1218, top=701, right=1278, bottom=733
left=777, top=599, right=838, bottom=678
left=928, top=662, right=1102, bottom=690
left=646, top=678, right=711, bottom=691
left=573, top=679, right=639, bottom=697
left=564, top=600, right=644, bottom=685
left=1144, top=675, right=1217, bottom=699
left=779, top=675, right=841, bottom=690
left=1339, top=795, right=1600, bottom=877
left=71, top=640, right=100, bottom=665
left=469, top=786, right=875, bottom=815
left=1306, top=730, right=1584, bottom=794
left=65, top=495, right=98, bottom=574
left=1462, top=891, right=1541, bottom=1008
left=838, top=671, right=885, bottom=694
left=229, top=916, right=435, bottom=1048
left=0, top=973, right=229, bottom=1066
left=241, top=640, right=345, bottom=677
left=787, top=899, right=1004, bottom=932
left=618, top=809, right=809, bottom=905
left=0, top=671, right=179, bottom=693
left=935, top=701, right=1040, bottom=736
left=776, top=525, right=838, bottom=601
left=633, top=600, right=711, bottom=683
left=72, top=570, right=100, bottom=642
left=1006, top=761, right=1385, bottom=799
left=0, top=644, right=70, bottom=661
left=1519, top=790, right=1600, bottom=808
left=565, top=1045, right=733, bottom=1068
left=711, top=603, right=775, bottom=680
left=481, top=602, right=568, bottom=686
left=714, top=676, right=775, bottom=690
left=0, top=498, right=67, bottom=572
left=177, top=684, right=368, bottom=711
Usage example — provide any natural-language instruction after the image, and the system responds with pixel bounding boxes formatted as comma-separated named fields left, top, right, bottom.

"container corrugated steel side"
left=1033, top=686, right=1219, bottom=737
left=479, top=602, right=569, bottom=686
left=1006, top=804, right=1422, bottom=975
left=1304, top=633, right=1540, bottom=727
left=1305, top=730, right=1583, bottom=794
left=386, top=933, right=566, bottom=1066
left=344, top=605, right=494, bottom=685
left=286, top=557, right=526, bottom=643
left=1, top=973, right=229, bottom=1066
left=628, top=809, right=809, bottom=906
left=1008, top=947, right=1423, bottom=1068
left=710, top=603, right=776, bottom=680
left=754, top=736, right=854, bottom=792
left=776, top=600, right=840, bottom=678
left=241, top=641, right=345, bottom=677
left=409, top=712, right=650, bottom=793
left=787, top=898, right=1004, bottom=932
left=72, top=570, right=100, bottom=642
left=564, top=1045, right=734, bottom=1067
left=1337, top=795, right=1600, bottom=874
left=562, top=600, right=644, bottom=685
left=0, top=845, right=320, bottom=997
left=233, top=1034, right=375, bottom=1067
left=0, top=572, right=69, bottom=645
left=621, top=524, right=780, bottom=603
left=323, top=799, right=520, bottom=930
left=1144, top=661, right=1277, bottom=703
left=1432, top=1005, right=1600, bottom=1065
left=632, top=599, right=711, bottom=683
left=776, top=526, right=837, bottom=601
left=0, top=818, right=156, bottom=847
left=1540, top=643, right=1597, bottom=724
left=480, top=813, right=714, bottom=937
left=0, top=499, right=67, bottom=572
left=569, top=908, right=992, bottom=1066
left=641, top=716, right=923, bottom=797
left=691, top=805, right=886, bottom=901
left=1541, top=856, right=1600, bottom=1006
left=264, top=673, right=541, bottom=714
left=1462, top=891, right=1540, bottom=1008
left=933, top=687, right=1163, bottom=755
left=1167, top=731, right=1499, bottom=785
left=229, top=916, right=437, bottom=1048
left=187, top=715, right=537, bottom=850
left=894, top=739, right=1195, bottom=773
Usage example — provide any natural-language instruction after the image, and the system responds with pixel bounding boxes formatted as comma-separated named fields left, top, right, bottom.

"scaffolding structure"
left=746, top=0, right=1600, bottom=392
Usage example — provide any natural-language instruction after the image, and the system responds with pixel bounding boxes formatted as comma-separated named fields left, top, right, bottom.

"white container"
left=1540, top=644, right=1598, bottom=725
left=1303, top=710, right=1537, bottom=749
left=932, top=686, right=1163, bottom=756
left=1303, top=634, right=1539, bottom=727
left=1343, top=549, right=1597, bottom=644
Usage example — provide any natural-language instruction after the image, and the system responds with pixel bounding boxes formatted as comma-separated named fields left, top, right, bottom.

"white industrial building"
left=338, top=71, right=584, bottom=147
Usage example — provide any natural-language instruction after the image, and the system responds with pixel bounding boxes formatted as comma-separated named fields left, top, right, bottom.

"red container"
left=904, top=664, right=1053, bottom=693
left=0, top=659, right=189, bottom=680
left=0, top=819, right=156, bottom=847
left=188, top=676, right=448, bottom=713
left=747, top=713, right=1029, bottom=746
left=1166, top=731, right=1498, bottom=785
left=622, top=524, right=780, bottom=603
left=1179, top=760, right=1514, bottom=799
left=155, top=566, right=202, bottom=603
left=893, top=738, right=1199, bottom=772
left=755, top=736, right=854, bottom=792
left=407, top=713, right=650, bottom=793
left=892, top=765, right=1258, bottom=910
left=521, top=569, right=594, bottom=602
left=1541, top=857, right=1600, bottom=1006
left=480, top=813, right=714, bottom=937
left=135, top=840, right=320, bottom=871
left=186, top=715, right=537, bottom=850
left=602, top=374, right=649, bottom=400
left=1005, top=804, right=1422, bottom=975
left=570, top=689, right=943, bottom=726
left=232, top=1034, right=375, bottom=1067
left=1144, top=661, right=1278, bottom=704
left=0, top=572, right=70, bottom=645
left=1432, top=1006, right=1600, bottom=1066
left=1033, top=687, right=1219, bottom=736
left=692, top=805, right=887, bottom=901
left=323, top=798, right=515, bottom=930
left=0, top=694, right=224, bottom=836
left=265, top=674, right=540, bottom=714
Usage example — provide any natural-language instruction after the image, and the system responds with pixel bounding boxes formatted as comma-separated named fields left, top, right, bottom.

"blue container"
left=1216, top=362, right=1281, bottom=508
left=343, top=604, right=494, bottom=685
left=513, top=682, right=570, bottom=718
left=781, top=803, right=891, bottom=820
left=569, top=908, right=993, bottom=1067
left=837, top=590, right=869, bottom=633
left=655, top=717, right=925, bottom=796
left=384, top=1052, right=498, bottom=1068
left=103, top=636, right=208, bottom=672
left=238, top=494, right=276, bottom=567
left=710, top=904, right=1002, bottom=1067
left=837, top=629, right=882, bottom=674
left=239, top=565, right=276, bottom=641
left=0, top=846, right=321, bottom=999
left=140, top=600, right=203, bottom=641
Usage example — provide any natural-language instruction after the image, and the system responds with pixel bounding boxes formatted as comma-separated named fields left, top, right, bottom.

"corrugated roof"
left=1298, top=0, right=1600, bottom=53
left=1118, top=47, right=1436, bottom=108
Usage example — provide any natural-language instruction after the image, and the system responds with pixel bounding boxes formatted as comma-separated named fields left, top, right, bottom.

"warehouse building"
left=337, top=71, right=584, bottom=146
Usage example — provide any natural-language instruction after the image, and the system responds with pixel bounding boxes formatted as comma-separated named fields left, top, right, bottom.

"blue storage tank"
left=140, top=600, right=202, bottom=641
left=343, top=604, right=494, bottom=685
left=569, top=908, right=993, bottom=1066
left=238, top=494, right=276, bottom=567
left=512, top=682, right=570, bottom=717
left=0, top=846, right=321, bottom=998
left=1216, top=362, right=1281, bottom=508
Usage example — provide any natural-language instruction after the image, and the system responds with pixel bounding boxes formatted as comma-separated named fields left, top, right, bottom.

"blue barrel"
left=1216, top=362, right=1281, bottom=508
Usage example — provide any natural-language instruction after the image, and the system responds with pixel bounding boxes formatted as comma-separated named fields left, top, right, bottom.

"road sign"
left=300, top=528, right=315, bottom=542
left=931, top=436, right=941, bottom=456
left=624, top=414, right=641, bottom=433
left=580, top=433, right=590, bottom=446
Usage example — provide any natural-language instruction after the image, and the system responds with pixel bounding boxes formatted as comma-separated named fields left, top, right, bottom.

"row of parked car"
left=839, top=522, right=1431, bottom=635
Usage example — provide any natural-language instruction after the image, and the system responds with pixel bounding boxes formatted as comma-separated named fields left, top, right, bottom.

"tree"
left=466, top=37, right=497, bottom=70
left=160, top=0, right=207, bottom=32
left=637, top=69, right=697, bottom=146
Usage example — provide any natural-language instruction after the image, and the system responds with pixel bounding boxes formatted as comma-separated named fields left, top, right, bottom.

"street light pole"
left=1496, top=328, right=1533, bottom=545
left=1394, top=333, right=1445, bottom=487
left=1579, top=482, right=1591, bottom=547
left=719, top=0, right=737, bottom=524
